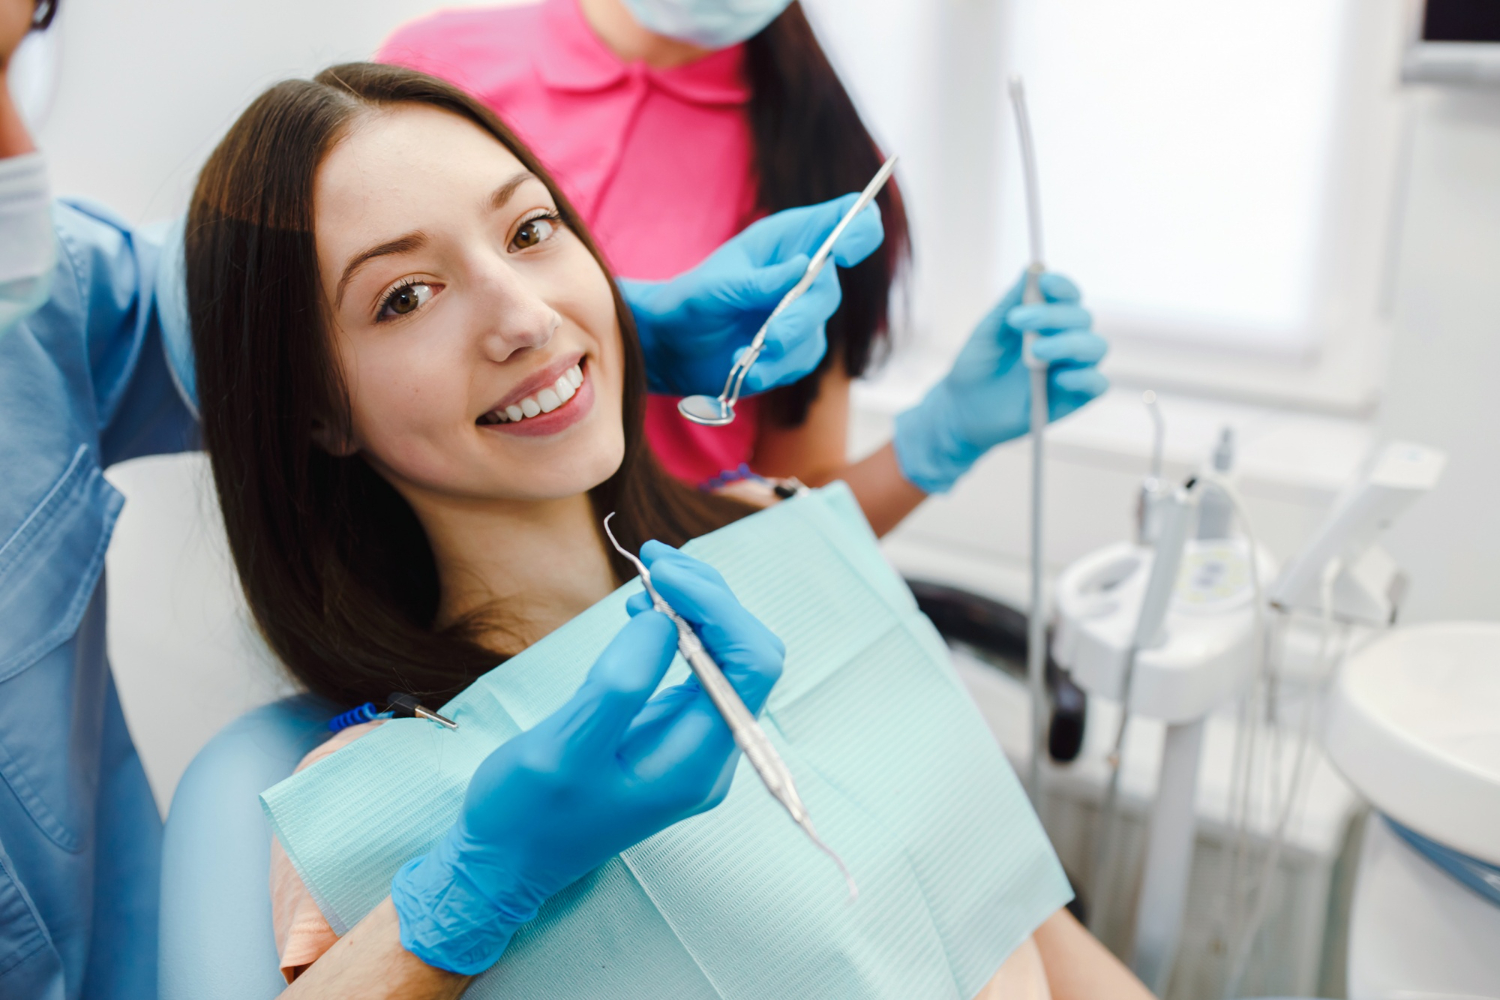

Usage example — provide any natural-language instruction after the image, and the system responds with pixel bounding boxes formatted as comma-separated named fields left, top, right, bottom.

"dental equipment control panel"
left=1053, top=535, right=1272, bottom=724
left=1050, top=393, right=1447, bottom=994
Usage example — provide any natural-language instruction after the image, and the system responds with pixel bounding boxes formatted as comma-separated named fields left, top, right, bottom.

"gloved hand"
left=893, top=270, right=1109, bottom=495
left=620, top=192, right=885, bottom=397
left=390, top=547, right=784, bottom=975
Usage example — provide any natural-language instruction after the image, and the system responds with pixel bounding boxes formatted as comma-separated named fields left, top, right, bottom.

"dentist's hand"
left=621, top=192, right=885, bottom=397
left=390, top=551, right=783, bottom=975
left=621, top=542, right=783, bottom=804
left=893, top=270, right=1108, bottom=494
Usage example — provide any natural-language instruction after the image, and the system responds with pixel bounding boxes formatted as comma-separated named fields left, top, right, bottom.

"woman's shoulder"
left=378, top=3, right=546, bottom=94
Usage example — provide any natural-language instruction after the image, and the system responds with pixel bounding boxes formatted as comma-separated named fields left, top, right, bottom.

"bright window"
left=808, top=0, right=1407, bottom=410
left=1000, top=0, right=1347, bottom=353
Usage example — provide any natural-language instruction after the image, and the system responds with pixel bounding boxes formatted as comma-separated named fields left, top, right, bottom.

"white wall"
left=1377, top=89, right=1500, bottom=622
left=35, top=0, right=521, bottom=223
left=104, top=456, right=292, bottom=815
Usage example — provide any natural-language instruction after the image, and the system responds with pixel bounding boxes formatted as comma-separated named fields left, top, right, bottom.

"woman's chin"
left=482, top=436, right=625, bottom=504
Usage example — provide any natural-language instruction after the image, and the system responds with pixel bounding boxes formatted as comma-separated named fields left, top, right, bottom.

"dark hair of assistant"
left=32, top=0, right=59, bottom=30
left=745, top=1, right=911, bottom=427
left=186, top=63, right=752, bottom=707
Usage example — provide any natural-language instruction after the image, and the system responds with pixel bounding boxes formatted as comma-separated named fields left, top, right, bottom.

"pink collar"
left=536, top=0, right=752, bottom=106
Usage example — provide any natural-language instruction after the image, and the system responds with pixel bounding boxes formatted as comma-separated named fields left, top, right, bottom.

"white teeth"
left=483, top=363, right=586, bottom=426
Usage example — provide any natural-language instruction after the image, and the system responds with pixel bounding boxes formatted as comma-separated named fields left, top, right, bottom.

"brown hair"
left=745, top=2, right=911, bottom=426
left=187, top=62, right=749, bottom=707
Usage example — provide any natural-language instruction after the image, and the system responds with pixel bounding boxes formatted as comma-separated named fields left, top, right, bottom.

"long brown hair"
left=187, top=63, right=749, bottom=707
left=745, top=2, right=911, bottom=426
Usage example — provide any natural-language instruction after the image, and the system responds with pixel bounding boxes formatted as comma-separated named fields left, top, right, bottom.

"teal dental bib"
left=261, top=484, right=1071, bottom=998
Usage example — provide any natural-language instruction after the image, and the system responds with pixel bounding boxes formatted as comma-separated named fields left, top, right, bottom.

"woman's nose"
left=475, top=267, right=560, bottom=363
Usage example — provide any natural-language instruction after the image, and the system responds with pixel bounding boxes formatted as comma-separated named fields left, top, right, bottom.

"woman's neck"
left=578, top=0, right=715, bottom=70
left=413, top=490, right=617, bottom=656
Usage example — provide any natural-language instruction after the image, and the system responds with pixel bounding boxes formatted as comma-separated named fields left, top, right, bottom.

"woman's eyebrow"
left=489, top=171, right=536, bottom=212
left=336, top=233, right=428, bottom=307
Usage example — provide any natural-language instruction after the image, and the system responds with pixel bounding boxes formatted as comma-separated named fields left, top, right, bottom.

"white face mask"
left=621, top=0, right=794, bottom=48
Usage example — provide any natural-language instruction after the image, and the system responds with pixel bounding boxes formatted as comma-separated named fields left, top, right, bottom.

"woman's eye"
left=378, top=282, right=434, bottom=322
left=511, top=213, right=559, bottom=251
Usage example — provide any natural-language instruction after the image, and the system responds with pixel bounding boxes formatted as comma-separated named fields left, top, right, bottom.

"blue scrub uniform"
left=0, top=196, right=194, bottom=1000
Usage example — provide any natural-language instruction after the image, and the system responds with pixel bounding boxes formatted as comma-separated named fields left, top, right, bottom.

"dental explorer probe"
left=1008, top=75, right=1050, bottom=800
left=602, top=514, right=858, bottom=901
left=678, top=155, right=899, bottom=428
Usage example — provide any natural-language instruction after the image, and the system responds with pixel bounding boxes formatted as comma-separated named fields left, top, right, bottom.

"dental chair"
left=158, top=694, right=335, bottom=1000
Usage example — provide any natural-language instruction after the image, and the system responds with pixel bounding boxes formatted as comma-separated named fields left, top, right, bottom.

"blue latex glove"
left=390, top=548, right=784, bottom=975
left=620, top=192, right=885, bottom=397
left=893, top=270, right=1109, bottom=494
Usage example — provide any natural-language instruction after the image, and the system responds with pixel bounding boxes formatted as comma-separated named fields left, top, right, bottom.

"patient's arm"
left=975, top=935, right=1051, bottom=999
left=1033, top=907, right=1155, bottom=1000
left=280, top=898, right=469, bottom=999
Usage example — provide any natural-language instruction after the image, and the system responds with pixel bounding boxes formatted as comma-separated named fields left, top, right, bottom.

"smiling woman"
left=166, top=60, right=1151, bottom=1000
left=187, top=64, right=753, bottom=708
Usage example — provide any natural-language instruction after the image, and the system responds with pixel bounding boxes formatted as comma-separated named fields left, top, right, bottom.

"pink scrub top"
left=379, top=0, right=766, bottom=487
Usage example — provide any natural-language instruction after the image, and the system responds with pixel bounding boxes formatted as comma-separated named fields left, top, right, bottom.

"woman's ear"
left=310, top=416, right=358, bottom=457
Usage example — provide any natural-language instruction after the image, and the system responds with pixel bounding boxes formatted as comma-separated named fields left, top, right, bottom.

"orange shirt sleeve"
left=267, top=719, right=385, bottom=982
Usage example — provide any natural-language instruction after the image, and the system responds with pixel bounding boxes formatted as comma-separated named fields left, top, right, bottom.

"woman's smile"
left=477, top=356, right=594, bottom=438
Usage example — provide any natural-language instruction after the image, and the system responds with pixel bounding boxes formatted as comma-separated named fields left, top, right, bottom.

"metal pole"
left=1025, top=285, right=1048, bottom=800
left=1009, top=76, right=1050, bottom=800
left=1132, top=717, right=1207, bottom=993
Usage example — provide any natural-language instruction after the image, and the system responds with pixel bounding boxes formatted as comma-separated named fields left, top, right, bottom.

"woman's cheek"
left=347, top=356, right=457, bottom=461
left=537, top=242, right=619, bottom=345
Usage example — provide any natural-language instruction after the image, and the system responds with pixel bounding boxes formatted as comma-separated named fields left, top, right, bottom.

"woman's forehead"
left=314, top=105, right=532, bottom=241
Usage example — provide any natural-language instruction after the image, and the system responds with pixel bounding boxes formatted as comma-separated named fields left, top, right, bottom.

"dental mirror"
left=677, top=392, right=736, bottom=426
left=678, top=154, right=899, bottom=427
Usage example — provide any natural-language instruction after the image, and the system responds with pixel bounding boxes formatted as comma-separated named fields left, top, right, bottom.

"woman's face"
left=314, top=105, right=626, bottom=506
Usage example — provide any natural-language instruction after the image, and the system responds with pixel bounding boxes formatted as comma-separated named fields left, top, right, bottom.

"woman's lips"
left=477, top=361, right=594, bottom=438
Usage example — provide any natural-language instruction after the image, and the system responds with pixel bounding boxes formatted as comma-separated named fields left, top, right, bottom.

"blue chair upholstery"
left=159, top=695, right=336, bottom=1000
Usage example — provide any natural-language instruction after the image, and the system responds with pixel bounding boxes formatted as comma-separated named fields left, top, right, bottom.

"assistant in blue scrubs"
left=1, top=163, right=194, bottom=995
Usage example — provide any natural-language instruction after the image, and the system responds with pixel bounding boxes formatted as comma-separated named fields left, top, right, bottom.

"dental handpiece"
left=603, top=515, right=857, bottom=900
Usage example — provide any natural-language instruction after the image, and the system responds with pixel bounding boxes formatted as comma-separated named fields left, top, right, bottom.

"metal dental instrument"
left=603, top=514, right=858, bottom=900
left=387, top=692, right=459, bottom=730
left=1008, top=76, right=1051, bottom=800
left=677, top=155, right=899, bottom=427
